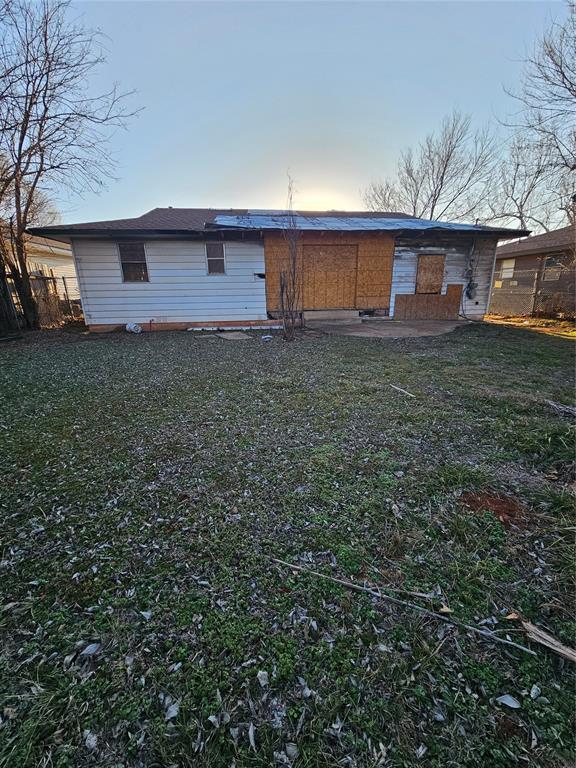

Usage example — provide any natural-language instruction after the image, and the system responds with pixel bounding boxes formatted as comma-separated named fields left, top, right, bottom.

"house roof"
left=210, top=212, right=526, bottom=236
left=29, top=208, right=242, bottom=236
left=28, top=207, right=413, bottom=235
left=26, top=235, right=72, bottom=262
left=496, top=224, right=575, bottom=258
left=28, top=207, right=529, bottom=241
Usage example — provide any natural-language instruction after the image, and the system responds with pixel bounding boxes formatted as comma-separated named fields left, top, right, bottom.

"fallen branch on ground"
left=271, top=558, right=536, bottom=656
left=366, top=568, right=437, bottom=601
left=523, top=620, right=576, bottom=663
left=544, top=399, right=576, bottom=418
left=505, top=613, right=576, bottom=664
left=390, top=384, right=416, bottom=398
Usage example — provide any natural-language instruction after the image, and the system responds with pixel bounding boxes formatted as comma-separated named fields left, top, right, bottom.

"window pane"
left=121, top=261, right=149, bottom=282
left=206, top=243, right=224, bottom=260
left=207, top=258, right=225, bottom=275
left=119, top=243, right=146, bottom=262
left=206, top=242, right=226, bottom=274
left=119, top=242, right=149, bottom=282
left=500, top=258, right=515, bottom=279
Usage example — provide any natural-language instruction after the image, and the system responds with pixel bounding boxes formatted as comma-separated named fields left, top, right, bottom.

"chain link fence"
left=489, top=267, right=575, bottom=319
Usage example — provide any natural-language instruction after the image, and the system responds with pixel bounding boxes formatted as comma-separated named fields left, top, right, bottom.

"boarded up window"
left=302, top=245, right=357, bottom=309
left=119, top=242, right=149, bottom=282
left=416, top=254, right=445, bottom=294
left=395, top=284, right=462, bottom=320
left=206, top=242, right=226, bottom=275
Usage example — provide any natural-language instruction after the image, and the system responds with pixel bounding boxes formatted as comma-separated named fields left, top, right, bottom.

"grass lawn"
left=0, top=324, right=574, bottom=768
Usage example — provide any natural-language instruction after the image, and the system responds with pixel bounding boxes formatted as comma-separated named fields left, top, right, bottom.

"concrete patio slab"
left=216, top=331, right=252, bottom=340
left=305, top=319, right=470, bottom=338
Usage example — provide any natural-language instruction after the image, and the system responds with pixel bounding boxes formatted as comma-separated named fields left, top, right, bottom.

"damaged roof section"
left=211, top=212, right=528, bottom=238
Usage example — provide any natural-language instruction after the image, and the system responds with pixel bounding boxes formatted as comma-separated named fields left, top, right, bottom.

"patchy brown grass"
left=485, top=315, right=576, bottom=339
left=0, top=323, right=574, bottom=768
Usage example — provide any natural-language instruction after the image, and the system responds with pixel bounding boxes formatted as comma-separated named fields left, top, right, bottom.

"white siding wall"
left=72, top=239, right=267, bottom=325
left=390, top=236, right=498, bottom=318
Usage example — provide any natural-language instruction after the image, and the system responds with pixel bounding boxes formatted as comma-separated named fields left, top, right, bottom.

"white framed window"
left=205, top=242, right=226, bottom=275
left=118, top=242, right=149, bottom=282
left=499, top=258, right=515, bottom=279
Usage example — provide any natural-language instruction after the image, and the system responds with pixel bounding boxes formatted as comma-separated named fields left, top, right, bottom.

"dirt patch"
left=305, top=318, right=467, bottom=338
left=485, top=315, right=576, bottom=339
left=460, top=491, right=527, bottom=528
left=0, top=326, right=106, bottom=349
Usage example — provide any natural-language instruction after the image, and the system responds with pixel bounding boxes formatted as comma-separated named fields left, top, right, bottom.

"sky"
left=64, top=0, right=564, bottom=223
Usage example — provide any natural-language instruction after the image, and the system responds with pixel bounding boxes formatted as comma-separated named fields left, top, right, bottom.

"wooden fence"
left=0, top=274, right=83, bottom=335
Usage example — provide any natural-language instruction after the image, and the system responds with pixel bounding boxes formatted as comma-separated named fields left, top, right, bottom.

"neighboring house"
left=1, top=233, right=80, bottom=329
left=26, top=235, right=80, bottom=300
left=490, top=225, right=575, bottom=317
left=29, top=208, right=526, bottom=331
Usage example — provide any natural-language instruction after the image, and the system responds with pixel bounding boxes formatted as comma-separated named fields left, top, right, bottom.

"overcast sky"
left=65, top=0, right=563, bottom=222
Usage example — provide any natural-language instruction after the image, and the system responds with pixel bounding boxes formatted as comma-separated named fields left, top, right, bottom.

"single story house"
left=490, top=224, right=575, bottom=317
left=29, top=208, right=526, bottom=331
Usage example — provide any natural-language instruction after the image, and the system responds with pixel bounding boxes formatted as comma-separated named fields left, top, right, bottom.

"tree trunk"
left=12, top=235, right=39, bottom=330
left=0, top=266, right=20, bottom=335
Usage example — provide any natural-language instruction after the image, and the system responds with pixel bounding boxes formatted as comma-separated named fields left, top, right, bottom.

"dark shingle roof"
left=28, top=207, right=527, bottom=239
left=497, top=224, right=575, bottom=258
left=32, top=208, right=247, bottom=233
left=30, top=207, right=414, bottom=235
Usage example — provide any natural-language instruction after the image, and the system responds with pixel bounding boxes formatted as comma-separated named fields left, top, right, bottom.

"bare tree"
left=362, top=179, right=400, bottom=215
left=485, top=134, right=573, bottom=231
left=279, top=177, right=302, bottom=341
left=0, top=0, right=136, bottom=329
left=509, top=2, right=576, bottom=173
left=364, top=111, right=496, bottom=222
left=556, top=173, right=576, bottom=225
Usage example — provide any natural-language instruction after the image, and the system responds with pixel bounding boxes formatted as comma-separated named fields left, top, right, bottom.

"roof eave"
left=28, top=224, right=530, bottom=240
left=391, top=226, right=530, bottom=239
left=497, top=242, right=574, bottom=258
left=490, top=229, right=531, bottom=239
left=26, top=227, right=263, bottom=241
left=206, top=222, right=530, bottom=238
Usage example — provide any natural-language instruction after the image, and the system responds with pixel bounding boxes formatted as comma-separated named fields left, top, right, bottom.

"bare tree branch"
left=364, top=111, right=496, bottom=222
left=485, top=134, right=574, bottom=231
left=0, top=0, right=139, bottom=328
left=279, top=175, right=302, bottom=341
left=507, top=2, right=576, bottom=173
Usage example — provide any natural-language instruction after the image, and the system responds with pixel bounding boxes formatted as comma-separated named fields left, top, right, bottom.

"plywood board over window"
left=302, top=244, right=357, bottom=309
left=416, top=254, right=445, bottom=294
left=263, top=232, right=395, bottom=312
left=356, top=251, right=392, bottom=309
left=395, top=283, right=462, bottom=320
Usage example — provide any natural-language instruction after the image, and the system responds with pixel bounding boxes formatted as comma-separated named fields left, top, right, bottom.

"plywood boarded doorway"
left=302, top=244, right=358, bottom=309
